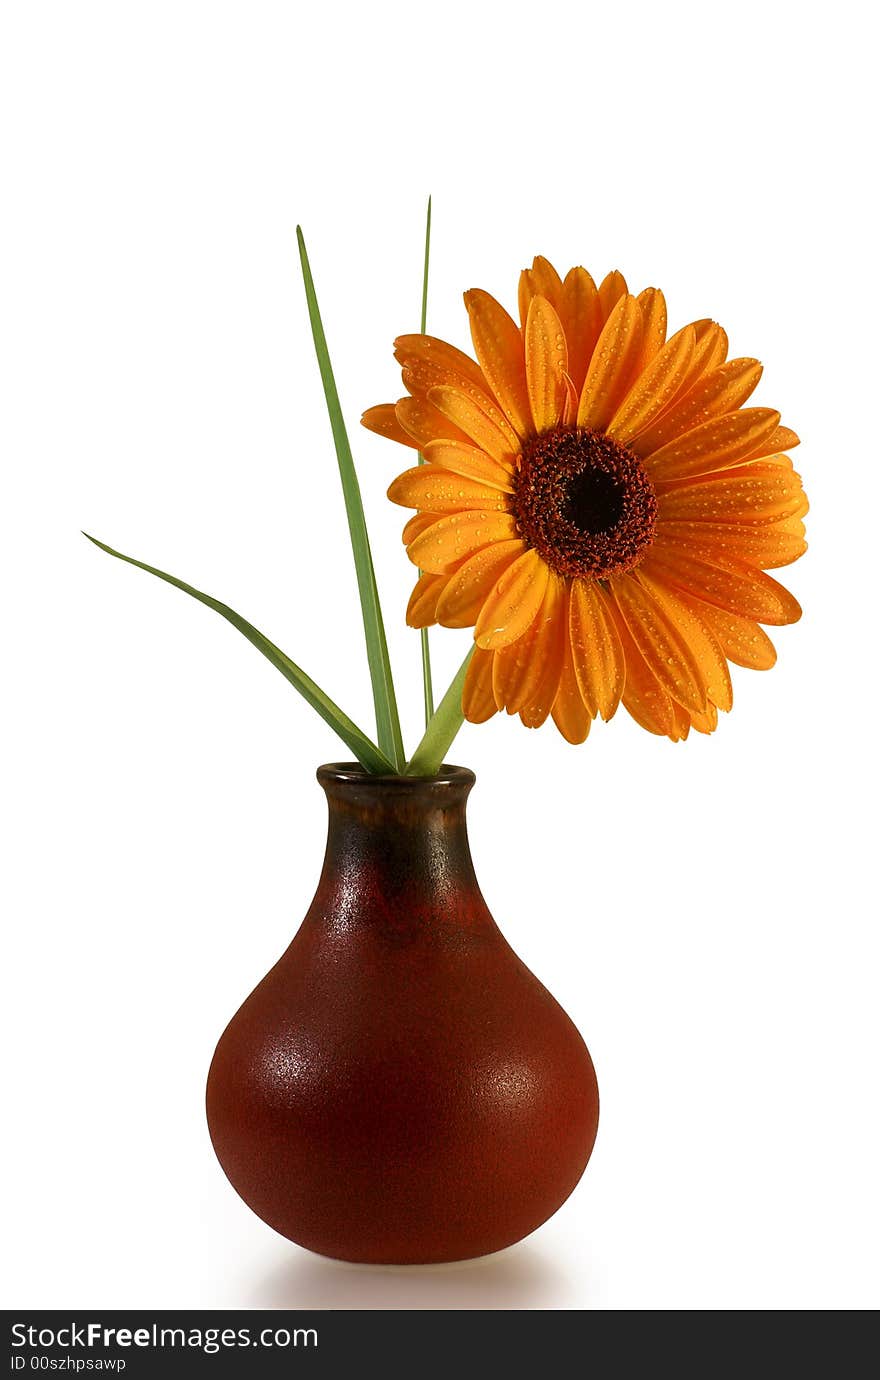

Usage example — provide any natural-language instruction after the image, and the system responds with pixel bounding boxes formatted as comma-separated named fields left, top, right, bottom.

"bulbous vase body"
left=206, top=764, right=599, bottom=1264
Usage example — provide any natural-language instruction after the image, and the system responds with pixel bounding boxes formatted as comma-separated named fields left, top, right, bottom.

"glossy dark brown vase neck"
left=314, top=762, right=483, bottom=932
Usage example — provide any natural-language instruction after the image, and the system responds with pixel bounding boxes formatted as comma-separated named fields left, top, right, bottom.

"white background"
left=2, top=1, right=877, bottom=1311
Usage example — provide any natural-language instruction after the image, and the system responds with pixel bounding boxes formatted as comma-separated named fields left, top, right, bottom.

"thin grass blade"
left=418, top=195, right=435, bottom=728
left=84, top=533, right=395, bottom=775
left=420, top=196, right=432, bottom=337
left=296, top=228, right=405, bottom=772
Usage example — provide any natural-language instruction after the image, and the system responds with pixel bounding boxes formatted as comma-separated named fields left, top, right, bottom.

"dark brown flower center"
left=512, top=426, right=657, bottom=579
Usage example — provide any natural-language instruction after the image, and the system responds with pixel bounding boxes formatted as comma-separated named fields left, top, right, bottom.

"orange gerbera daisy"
left=362, top=257, right=807, bottom=742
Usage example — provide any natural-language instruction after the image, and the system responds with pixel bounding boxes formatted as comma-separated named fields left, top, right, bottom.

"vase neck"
left=312, top=764, right=485, bottom=931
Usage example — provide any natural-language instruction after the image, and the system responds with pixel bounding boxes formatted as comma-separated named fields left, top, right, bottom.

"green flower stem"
left=405, top=646, right=474, bottom=776
left=419, top=630, right=434, bottom=728
left=83, top=534, right=396, bottom=776
left=296, top=227, right=406, bottom=773
left=418, top=196, right=434, bottom=729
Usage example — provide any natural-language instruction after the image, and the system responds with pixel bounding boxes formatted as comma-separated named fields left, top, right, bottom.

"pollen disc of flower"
left=513, top=426, right=658, bottom=579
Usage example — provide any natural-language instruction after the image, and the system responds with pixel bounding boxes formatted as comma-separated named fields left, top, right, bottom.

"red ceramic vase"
left=206, top=764, right=599, bottom=1263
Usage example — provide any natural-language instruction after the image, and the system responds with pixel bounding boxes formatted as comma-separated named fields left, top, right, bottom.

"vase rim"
left=317, top=762, right=475, bottom=789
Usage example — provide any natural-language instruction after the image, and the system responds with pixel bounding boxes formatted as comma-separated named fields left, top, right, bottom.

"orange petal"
left=656, top=319, right=729, bottom=411
left=561, top=267, right=603, bottom=394
left=462, top=647, right=500, bottom=724
left=641, top=546, right=802, bottom=625
left=406, top=573, right=446, bottom=627
left=690, top=702, right=718, bottom=735
left=608, top=573, right=708, bottom=713
left=395, top=395, right=473, bottom=449
left=628, top=358, right=763, bottom=457
left=475, top=548, right=551, bottom=649
left=525, top=295, right=568, bottom=432
left=361, top=403, right=419, bottom=448
left=607, top=603, right=678, bottom=738
left=672, top=702, right=694, bottom=740
left=598, top=270, right=628, bottom=319
left=569, top=579, right=625, bottom=720
left=388, top=465, right=510, bottom=514
left=606, top=325, right=696, bottom=443
left=644, top=408, right=783, bottom=482
left=761, top=424, right=799, bottom=453
left=530, top=256, right=565, bottom=306
left=551, top=589, right=592, bottom=744
left=577, top=295, right=645, bottom=430
left=464, top=290, right=532, bottom=438
left=519, top=611, right=566, bottom=728
left=561, top=371, right=579, bottom=427
left=422, top=440, right=514, bottom=490
left=492, top=621, right=537, bottom=712
left=427, top=385, right=520, bottom=463
left=687, top=319, right=729, bottom=374
left=636, top=288, right=667, bottom=367
left=435, top=539, right=525, bottom=628
left=655, top=518, right=807, bottom=570
left=775, top=512, right=807, bottom=536
left=402, top=512, right=435, bottom=547
left=518, top=255, right=565, bottom=326
left=394, top=333, right=488, bottom=398
left=756, top=451, right=796, bottom=470
left=493, top=572, right=563, bottom=713
left=656, top=461, right=808, bottom=525
left=683, top=598, right=777, bottom=670
left=636, top=571, right=733, bottom=712
left=407, top=511, right=519, bottom=575
left=517, top=272, right=531, bottom=331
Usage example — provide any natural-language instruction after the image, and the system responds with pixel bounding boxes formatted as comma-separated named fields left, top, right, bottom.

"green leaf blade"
left=406, top=646, right=474, bottom=777
left=296, top=228, right=405, bottom=772
left=83, top=533, right=395, bottom=775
